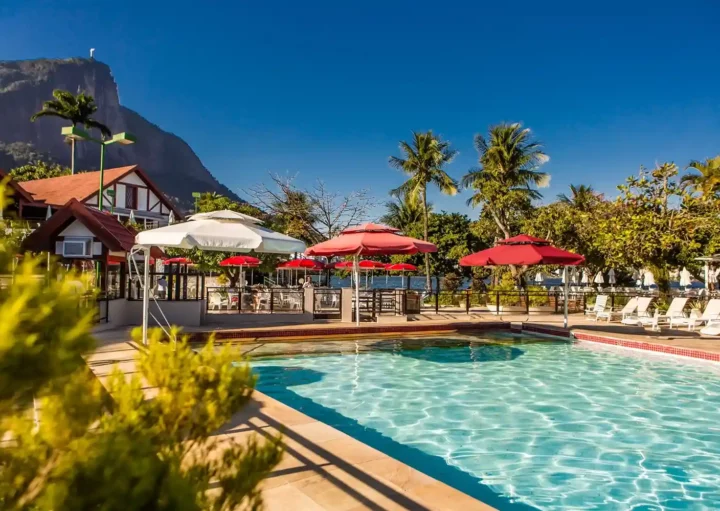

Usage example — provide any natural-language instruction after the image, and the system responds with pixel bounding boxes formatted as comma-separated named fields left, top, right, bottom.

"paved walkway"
left=86, top=336, right=493, bottom=511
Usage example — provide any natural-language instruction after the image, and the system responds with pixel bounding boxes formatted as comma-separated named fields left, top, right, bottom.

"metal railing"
left=127, top=272, right=204, bottom=301
left=206, top=287, right=305, bottom=314
left=313, top=289, right=342, bottom=317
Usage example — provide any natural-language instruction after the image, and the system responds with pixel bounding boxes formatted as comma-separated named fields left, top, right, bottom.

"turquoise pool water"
left=251, top=334, right=720, bottom=510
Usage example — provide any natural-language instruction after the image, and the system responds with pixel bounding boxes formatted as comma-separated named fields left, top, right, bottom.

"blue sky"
left=2, top=1, right=720, bottom=217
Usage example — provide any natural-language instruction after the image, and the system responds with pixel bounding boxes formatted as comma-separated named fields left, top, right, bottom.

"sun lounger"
left=621, top=297, right=655, bottom=326
left=585, top=295, right=610, bottom=321
left=643, top=297, right=687, bottom=331
left=671, top=299, right=720, bottom=331
left=596, top=297, right=638, bottom=323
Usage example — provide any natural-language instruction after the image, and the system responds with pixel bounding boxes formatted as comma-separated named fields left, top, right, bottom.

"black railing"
left=206, top=287, right=304, bottom=314
left=126, top=272, right=204, bottom=301
left=313, top=289, right=342, bottom=317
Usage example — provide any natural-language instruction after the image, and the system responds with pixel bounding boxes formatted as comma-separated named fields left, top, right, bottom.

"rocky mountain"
left=0, top=58, right=240, bottom=208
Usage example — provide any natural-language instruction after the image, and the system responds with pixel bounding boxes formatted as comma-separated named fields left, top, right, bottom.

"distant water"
left=312, top=275, right=704, bottom=291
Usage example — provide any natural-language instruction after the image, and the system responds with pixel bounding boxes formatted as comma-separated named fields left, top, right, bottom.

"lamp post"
left=192, top=192, right=202, bottom=214
left=61, top=127, right=136, bottom=212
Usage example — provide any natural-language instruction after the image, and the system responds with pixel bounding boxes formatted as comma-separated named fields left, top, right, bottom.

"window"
left=62, top=237, right=92, bottom=258
left=125, top=185, right=138, bottom=209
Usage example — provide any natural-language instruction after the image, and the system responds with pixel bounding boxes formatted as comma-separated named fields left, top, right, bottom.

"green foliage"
left=462, top=122, right=549, bottom=239
left=380, top=192, right=428, bottom=231
left=389, top=131, right=458, bottom=289
left=682, top=156, right=720, bottom=201
left=441, top=272, right=462, bottom=293
left=9, top=160, right=71, bottom=182
left=0, top=179, right=281, bottom=509
left=31, top=89, right=111, bottom=139
left=526, top=285, right=550, bottom=307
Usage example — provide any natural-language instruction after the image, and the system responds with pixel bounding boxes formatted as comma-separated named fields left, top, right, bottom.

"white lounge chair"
left=621, top=297, right=655, bottom=326
left=644, top=297, right=688, bottom=331
left=597, top=297, right=638, bottom=323
left=585, top=295, right=610, bottom=320
left=671, top=299, right=720, bottom=331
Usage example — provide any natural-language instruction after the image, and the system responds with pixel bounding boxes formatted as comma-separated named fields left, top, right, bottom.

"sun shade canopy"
left=220, top=255, right=261, bottom=267
left=277, top=259, right=326, bottom=270
left=460, top=235, right=585, bottom=267
left=385, top=263, right=418, bottom=271
left=305, top=223, right=436, bottom=257
left=135, top=210, right=306, bottom=254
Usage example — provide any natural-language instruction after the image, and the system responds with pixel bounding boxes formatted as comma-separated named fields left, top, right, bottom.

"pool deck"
left=88, top=313, right=720, bottom=510
left=87, top=336, right=494, bottom=511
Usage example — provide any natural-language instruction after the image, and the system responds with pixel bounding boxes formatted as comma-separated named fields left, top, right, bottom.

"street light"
left=192, top=192, right=202, bottom=214
left=62, top=127, right=137, bottom=211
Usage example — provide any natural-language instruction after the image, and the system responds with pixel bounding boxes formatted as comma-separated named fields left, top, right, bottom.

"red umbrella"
left=460, top=235, right=585, bottom=267
left=276, top=258, right=326, bottom=285
left=385, top=263, right=418, bottom=288
left=459, top=234, right=584, bottom=327
left=307, top=223, right=435, bottom=256
left=219, top=255, right=261, bottom=286
left=163, top=257, right=193, bottom=265
left=277, top=259, right=325, bottom=270
left=332, top=260, right=387, bottom=270
left=306, top=223, right=437, bottom=324
left=220, top=255, right=261, bottom=267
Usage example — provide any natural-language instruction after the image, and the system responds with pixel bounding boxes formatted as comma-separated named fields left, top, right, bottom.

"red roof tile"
left=23, top=199, right=139, bottom=253
left=20, top=166, right=137, bottom=207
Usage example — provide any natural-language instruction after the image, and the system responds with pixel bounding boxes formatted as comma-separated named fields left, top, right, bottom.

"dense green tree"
left=379, top=192, right=428, bottom=231
left=556, top=184, right=602, bottom=211
left=30, top=90, right=112, bottom=174
left=389, top=131, right=458, bottom=290
left=9, top=160, right=71, bottom=182
left=681, top=155, right=720, bottom=201
left=462, top=122, right=549, bottom=239
left=593, top=163, right=708, bottom=293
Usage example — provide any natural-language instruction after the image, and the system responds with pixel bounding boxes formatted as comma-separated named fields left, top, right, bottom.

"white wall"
left=115, top=183, right=126, bottom=208
left=120, top=172, right=145, bottom=186
left=59, top=220, right=93, bottom=237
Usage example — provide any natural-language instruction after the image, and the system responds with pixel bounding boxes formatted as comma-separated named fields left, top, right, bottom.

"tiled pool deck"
left=89, top=314, right=720, bottom=510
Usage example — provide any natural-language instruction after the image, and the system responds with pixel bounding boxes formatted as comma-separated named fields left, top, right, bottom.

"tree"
left=379, top=192, right=428, bottom=231
left=681, top=155, right=720, bottom=201
left=9, top=160, right=71, bottom=182
left=389, top=131, right=458, bottom=290
left=593, top=163, right=707, bottom=293
left=556, top=184, right=602, bottom=211
left=30, top=89, right=112, bottom=174
left=0, top=180, right=282, bottom=509
left=246, top=174, right=375, bottom=245
left=462, top=122, right=549, bottom=240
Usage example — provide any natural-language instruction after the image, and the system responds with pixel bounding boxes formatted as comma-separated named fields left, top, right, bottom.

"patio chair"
left=670, top=298, right=720, bottom=331
left=596, top=297, right=638, bottom=323
left=643, top=297, right=688, bottom=331
left=208, top=293, right=228, bottom=311
left=621, top=297, right=656, bottom=326
left=585, top=295, right=610, bottom=321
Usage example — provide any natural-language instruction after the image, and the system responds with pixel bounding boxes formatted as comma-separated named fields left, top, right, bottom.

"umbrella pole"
left=142, top=247, right=150, bottom=346
left=563, top=266, right=569, bottom=329
left=354, top=255, right=360, bottom=326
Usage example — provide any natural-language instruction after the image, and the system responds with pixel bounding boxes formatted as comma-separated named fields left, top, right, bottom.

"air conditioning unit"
left=61, top=237, right=93, bottom=258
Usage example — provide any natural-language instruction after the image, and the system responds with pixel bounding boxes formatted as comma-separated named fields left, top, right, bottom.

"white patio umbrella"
left=133, top=210, right=306, bottom=344
left=534, top=271, right=544, bottom=284
left=679, top=267, right=693, bottom=288
left=168, top=211, right=175, bottom=224
left=593, top=272, right=605, bottom=285
left=580, top=270, right=589, bottom=285
left=608, top=269, right=616, bottom=285
left=45, top=205, right=53, bottom=220
left=129, top=209, right=136, bottom=224
left=643, top=270, right=655, bottom=288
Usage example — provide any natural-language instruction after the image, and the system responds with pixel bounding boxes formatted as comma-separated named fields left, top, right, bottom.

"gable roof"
left=0, top=169, right=36, bottom=203
left=19, top=165, right=184, bottom=218
left=23, top=199, right=141, bottom=254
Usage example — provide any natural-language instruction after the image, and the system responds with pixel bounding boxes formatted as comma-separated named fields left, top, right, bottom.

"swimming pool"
left=251, top=333, right=720, bottom=510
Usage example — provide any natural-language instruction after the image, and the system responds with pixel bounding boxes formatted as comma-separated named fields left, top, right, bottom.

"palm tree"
left=681, top=156, right=720, bottom=200
left=462, top=122, right=549, bottom=238
left=31, top=89, right=112, bottom=174
left=380, top=192, right=430, bottom=231
left=389, top=131, right=458, bottom=290
left=557, top=184, right=601, bottom=211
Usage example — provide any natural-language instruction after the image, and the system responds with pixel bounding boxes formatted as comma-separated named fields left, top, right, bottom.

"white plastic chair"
left=644, top=297, right=688, bottom=331
left=671, top=299, right=720, bottom=331
left=597, top=297, right=638, bottom=323
left=585, top=295, right=610, bottom=321
left=621, top=297, right=655, bottom=326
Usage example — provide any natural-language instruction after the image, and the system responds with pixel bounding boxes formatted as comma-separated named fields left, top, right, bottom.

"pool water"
left=251, top=334, right=720, bottom=510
